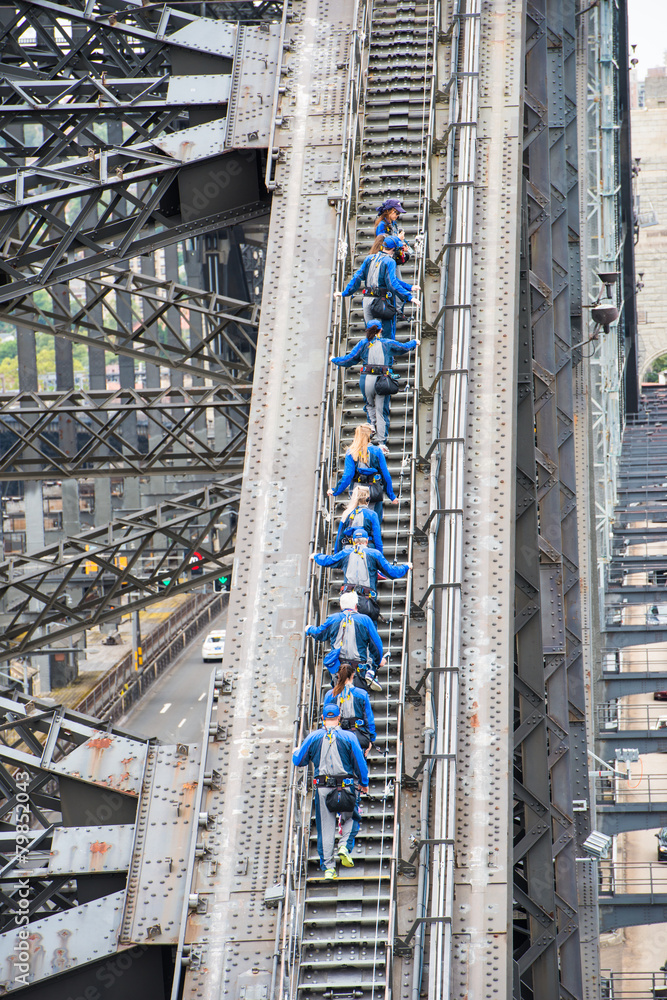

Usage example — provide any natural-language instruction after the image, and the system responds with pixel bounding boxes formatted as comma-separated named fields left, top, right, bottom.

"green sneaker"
left=324, top=867, right=338, bottom=880
left=338, top=845, right=354, bottom=868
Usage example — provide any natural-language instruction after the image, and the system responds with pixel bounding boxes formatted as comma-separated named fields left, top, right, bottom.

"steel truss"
left=0, top=386, right=249, bottom=479
left=0, top=265, right=259, bottom=388
left=513, top=2, right=592, bottom=998
left=0, top=692, right=151, bottom=932
left=0, top=1, right=272, bottom=300
left=0, top=689, right=209, bottom=995
left=0, top=482, right=238, bottom=657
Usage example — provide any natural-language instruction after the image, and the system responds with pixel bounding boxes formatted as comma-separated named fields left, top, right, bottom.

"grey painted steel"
left=602, top=672, right=667, bottom=697
left=168, top=2, right=361, bottom=997
left=599, top=900, right=667, bottom=933
left=0, top=691, right=210, bottom=995
left=48, top=729, right=146, bottom=794
left=120, top=745, right=203, bottom=946
left=0, top=4, right=277, bottom=299
left=605, top=628, right=667, bottom=648
left=0, top=387, right=250, bottom=480
left=598, top=806, right=667, bottom=836
left=512, top=0, right=590, bottom=997
left=0, top=269, right=259, bottom=389
left=47, top=824, right=135, bottom=874
left=0, top=484, right=237, bottom=657
left=450, top=1, right=522, bottom=997
left=0, top=890, right=127, bottom=992
left=606, top=588, right=667, bottom=604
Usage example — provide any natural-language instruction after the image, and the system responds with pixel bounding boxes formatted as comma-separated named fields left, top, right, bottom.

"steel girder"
left=0, top=690, right=208, bottom=995
left=0, top=481, right=238, bottom=657
left=0, top=266, right=259, bottom=387
left=513, top=2, right=590, bottom=998
left=0, top=386, right=250, bottom=479
left=0, top=692, right=150, bottom=933
left=0, top=2, right=273, bottom=300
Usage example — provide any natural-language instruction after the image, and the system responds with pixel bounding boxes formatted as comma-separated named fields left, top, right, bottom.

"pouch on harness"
left=375, top=372, right=402, bottom=396
left=326, top=784, right=356, bottom=814
left=370, top=297, right=397, bottom=321
left=365, top=254, right=398, bottom=321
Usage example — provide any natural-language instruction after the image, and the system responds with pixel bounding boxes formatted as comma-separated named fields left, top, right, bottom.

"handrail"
left=269, top=2, right=369, bottom=994
left=264, top=0, right=291, bottom=192
left=426, top=1, right=479, bottom=996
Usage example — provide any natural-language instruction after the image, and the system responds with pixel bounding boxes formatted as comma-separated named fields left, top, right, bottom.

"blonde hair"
left=341, top=485, right=370, bottom=522
left=348, top=424, right=373, bottom=465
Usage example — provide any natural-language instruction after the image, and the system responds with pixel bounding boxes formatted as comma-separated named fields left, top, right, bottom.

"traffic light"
left=213, top=576, right=230, bottom=593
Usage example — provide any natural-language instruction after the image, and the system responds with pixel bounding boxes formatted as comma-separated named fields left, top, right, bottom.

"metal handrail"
left=264, top=0, right=291, bottom=192
left=270, top=2, right=369, bottom=994
left=424, top=2, right=479, bottom=996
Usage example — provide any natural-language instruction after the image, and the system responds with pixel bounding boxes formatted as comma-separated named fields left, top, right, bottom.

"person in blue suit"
left=323, top=663, right=376, bottom=751
left=334, top=485, right=383, bottom=553
left=331, top=321, right=419, bottom=451
left=327, top=423, right=398, bottom=523
left=322, top=664, right=377, bottom=861
left=375, top=197, right=408, bottom=240
left=311, top=527, right=411, bottom=623
left=335, top=235, right=419, bottom=340
left=292, top=702, right=369, bottom=877
left=306, top=589, right=385, bottom=691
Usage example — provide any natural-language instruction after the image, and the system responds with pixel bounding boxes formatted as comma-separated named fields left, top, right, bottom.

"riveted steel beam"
left=0, top=2, right=277, bottom=298
left=0, top=386, right=250, bottom=479
left=513, top=1, right=591, bottom=997
left=0, top=266, right=259, bottom=389
left=0, top=482, right=238, bottom=657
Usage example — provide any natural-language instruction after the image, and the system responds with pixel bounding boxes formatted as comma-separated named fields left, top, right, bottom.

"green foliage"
left=644, top=353, right=667, bottom=383
left=0, top=355, right=17, bottom=389
left=0, top=339, right=16, bottom=361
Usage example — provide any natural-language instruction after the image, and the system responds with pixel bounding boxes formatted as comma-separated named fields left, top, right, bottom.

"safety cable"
left=274, top=0, right=439, bottom=993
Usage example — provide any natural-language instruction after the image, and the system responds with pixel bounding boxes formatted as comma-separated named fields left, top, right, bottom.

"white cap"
left=339, top=590, right=358, bottom=611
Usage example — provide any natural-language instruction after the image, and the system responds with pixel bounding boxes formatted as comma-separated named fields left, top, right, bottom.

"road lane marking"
left=177, top=718, right=186, bottom=728
left=198, top=692, right=206, bottom=702
left=160, top=703, right=171, bottom=714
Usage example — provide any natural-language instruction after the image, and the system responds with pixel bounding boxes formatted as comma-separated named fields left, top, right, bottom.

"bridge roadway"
left=120, top=610, right=228, bottom=746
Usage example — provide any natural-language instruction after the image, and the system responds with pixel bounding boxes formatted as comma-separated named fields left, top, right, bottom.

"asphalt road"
left=119, top=609, right=227, bottom=744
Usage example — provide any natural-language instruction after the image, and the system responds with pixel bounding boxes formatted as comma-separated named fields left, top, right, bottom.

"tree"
left=645, top=353, right=667, bottom=383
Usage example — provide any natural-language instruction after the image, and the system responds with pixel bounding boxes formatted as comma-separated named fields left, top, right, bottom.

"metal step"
left=296, top=0, right=432, bottom=992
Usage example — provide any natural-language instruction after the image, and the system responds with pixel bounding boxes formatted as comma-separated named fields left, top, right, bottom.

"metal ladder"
left=296, top=1, right=434, bottom=995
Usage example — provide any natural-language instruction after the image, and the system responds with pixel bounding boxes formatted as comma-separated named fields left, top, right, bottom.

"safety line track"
left=295, top=1, right=435, bottom=995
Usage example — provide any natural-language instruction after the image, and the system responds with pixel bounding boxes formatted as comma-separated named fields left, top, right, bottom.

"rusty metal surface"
left=120, top=745, right=203, bottom=946
left=0, top=891, right=126, bottom=992
left=50, top=731, right=147, bottom=796
left=47, top=825, right=135, bottom=875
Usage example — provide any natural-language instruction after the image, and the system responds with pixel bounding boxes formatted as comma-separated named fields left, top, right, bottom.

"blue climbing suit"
left=341, top=251, right=412, bottom=340
left=335, top=505, right=383, bottom=553
left=292, top=726, right=369, bottom=869
left=332, top=334, right=418, bottom=447
left=306, top=609, right=384, bottom=681
left=331, top=444, right=395, bottom=522
left=313, top=543, right=409, bottom=595
left=323, top=685, right=376, bottom=744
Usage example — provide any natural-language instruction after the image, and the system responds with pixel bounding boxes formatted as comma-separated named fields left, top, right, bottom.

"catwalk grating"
left=295, top=0, right=434, bottom=995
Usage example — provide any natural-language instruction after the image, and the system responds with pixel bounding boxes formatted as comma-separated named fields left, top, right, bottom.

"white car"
left=202, top=630, right=226, bottom=662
